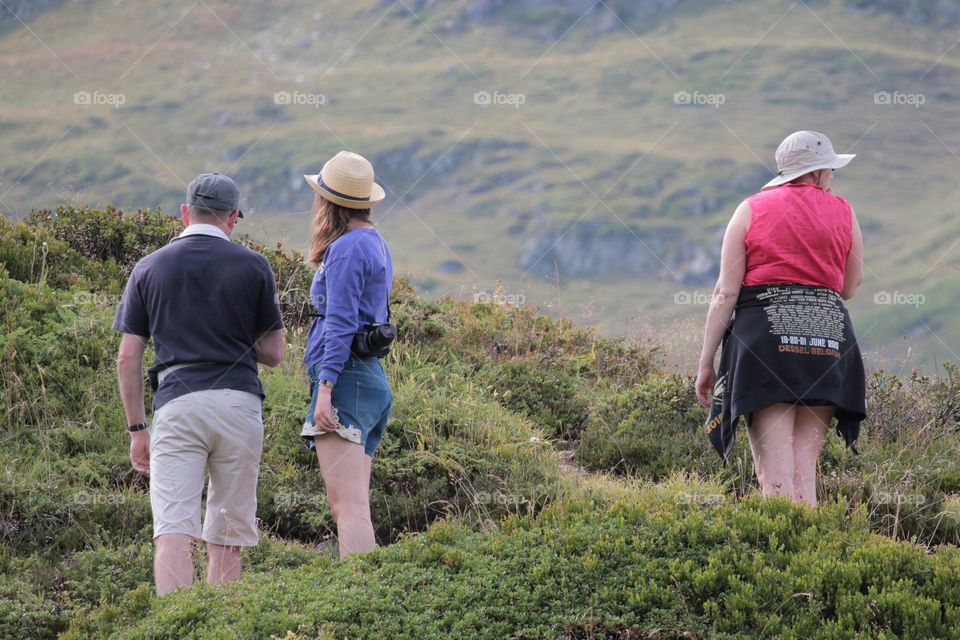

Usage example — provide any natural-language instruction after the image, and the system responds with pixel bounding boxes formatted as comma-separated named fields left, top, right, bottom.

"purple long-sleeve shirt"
left=304, top=228, right=393, bottom=383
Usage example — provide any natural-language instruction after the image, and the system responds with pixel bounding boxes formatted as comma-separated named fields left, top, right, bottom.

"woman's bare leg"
left=747, top=403, right=796, bottom=499
left=314, top=435, right=375, bottom=558
left=792, top=405, right=833, bottom=508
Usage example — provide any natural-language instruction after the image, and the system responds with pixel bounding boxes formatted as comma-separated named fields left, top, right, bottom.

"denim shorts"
left=301, top=356, right=393, bottom=457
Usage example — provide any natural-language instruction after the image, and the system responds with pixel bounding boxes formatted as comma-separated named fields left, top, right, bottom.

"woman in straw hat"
left=696, top=131, right=866, bottom=507
left=300, top=150, right=394, bottom=557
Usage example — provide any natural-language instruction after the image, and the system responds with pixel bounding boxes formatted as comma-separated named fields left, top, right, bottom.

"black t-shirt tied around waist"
left=705, top=283, right=867, bottom=461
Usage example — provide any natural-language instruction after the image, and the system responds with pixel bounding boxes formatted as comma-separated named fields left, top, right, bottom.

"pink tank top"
left=743, top=183, right=852, bottom=294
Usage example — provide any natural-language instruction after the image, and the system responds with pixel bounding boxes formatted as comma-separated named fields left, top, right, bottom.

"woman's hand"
left=313, top=386, right=339, bottom=433
left=695, top=360, right=716, bottom=408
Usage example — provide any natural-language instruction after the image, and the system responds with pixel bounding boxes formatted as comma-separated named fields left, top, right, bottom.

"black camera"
left=351, top=323, right=397, bottom=359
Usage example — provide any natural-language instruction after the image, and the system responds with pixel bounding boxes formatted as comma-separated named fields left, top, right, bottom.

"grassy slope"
left=1, top=207, right=958, bottom=639
left=0, top=0, right=958, bottom=369
left=64, top=479, right=960, bottom=639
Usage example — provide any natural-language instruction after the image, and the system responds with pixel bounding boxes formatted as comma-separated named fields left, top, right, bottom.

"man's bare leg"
left=207, top=543, right=242, bottom=585
left=155, top=533, right=195, bottom=596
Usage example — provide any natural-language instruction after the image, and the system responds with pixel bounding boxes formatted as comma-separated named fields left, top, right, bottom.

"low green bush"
left=474, top=355, right=588, bottom=439
left=392, top=287, right=658, bottom=387
left=26, top=206, right=181, bottom=285
left=0, top=537, right=319, bottom=640
left=0, top=273, right=116, bottom=429
left=817, top=366, right=960, bottom=547
left=576, top=372, right=715, bottom=478
left=62, top=484, right=960, bottom=639
left=0, top=216, right=94, bottom=290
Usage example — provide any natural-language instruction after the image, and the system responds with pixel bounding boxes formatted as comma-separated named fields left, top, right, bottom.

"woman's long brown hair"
left=308, top=192, right=373, bottom=265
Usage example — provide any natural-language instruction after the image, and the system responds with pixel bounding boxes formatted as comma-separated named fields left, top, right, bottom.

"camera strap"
left=377, top=232, right=393, bottom=325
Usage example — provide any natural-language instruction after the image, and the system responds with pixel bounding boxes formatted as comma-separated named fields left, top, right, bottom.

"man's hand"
left=313, top=386, right=339, bottom=433
left=129, top=430, right=151, bottom=475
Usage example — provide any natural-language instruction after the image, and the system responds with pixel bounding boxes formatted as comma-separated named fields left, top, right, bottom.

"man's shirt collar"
left=179, top=223, right=229, bottom=242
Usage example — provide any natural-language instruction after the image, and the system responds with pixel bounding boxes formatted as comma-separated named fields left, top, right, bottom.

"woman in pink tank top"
left=695, top=131, right=866, bottom=507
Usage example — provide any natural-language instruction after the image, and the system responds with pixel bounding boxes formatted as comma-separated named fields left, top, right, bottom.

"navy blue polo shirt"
left=113, top=224, right=284, bottom=411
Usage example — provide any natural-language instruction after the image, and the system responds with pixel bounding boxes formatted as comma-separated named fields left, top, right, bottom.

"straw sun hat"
left=763, top=131, right=855, bottom=190
left=303, top=151, right=385, bottom=209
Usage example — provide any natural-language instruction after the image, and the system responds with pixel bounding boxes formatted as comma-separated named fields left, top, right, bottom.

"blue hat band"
left=319, top=177, right=370, bottom=202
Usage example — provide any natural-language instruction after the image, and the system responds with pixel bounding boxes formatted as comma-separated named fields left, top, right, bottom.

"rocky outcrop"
left=394, top=0, right=960, bottom=37
left=0, top=0, right=61, bottom=30
left=845, top=0, right=960, bottom=26
left=518, top=219, right=720, bottom=284
left=397, top=0, right=688, bottom=38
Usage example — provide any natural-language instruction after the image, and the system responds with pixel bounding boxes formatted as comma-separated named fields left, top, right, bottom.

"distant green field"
left=0, top=0, right=957, bottom=370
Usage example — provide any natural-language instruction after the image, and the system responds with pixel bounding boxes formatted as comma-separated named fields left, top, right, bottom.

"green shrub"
left=243, top=240, right=315, bottom=328
left=62, top=487, right=960, bottom=640
left=0, top=537, right=319, bottom=640
left=817, top=366, right=960, bottom=547
left=0, top=274, right=116, bottom=429
left=0, top=216, right=95, bottom=290
left=576, top=372, right=716, bottom=479
left=474, top=355, right=588, bottom=439
left=387, top=277, right=658, bottom=384
left=26, top=206, right=181, bottom=285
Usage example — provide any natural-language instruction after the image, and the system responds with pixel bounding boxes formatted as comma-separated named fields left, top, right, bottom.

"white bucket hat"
left=763, top=131, right=855, bottom=190
left=303, top=150, right=385, bottom=209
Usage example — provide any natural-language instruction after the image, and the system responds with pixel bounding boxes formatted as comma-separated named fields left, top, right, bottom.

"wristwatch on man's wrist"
left=319, top=379, right=335, bottom=389
left=127, top=422, right=148, bottom=433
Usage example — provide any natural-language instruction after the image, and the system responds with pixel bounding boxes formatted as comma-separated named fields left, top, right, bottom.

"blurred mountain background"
left=1, top=0, right=957, bottom=371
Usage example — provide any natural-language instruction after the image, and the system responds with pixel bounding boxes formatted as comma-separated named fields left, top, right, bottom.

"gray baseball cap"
left=186, top=172, right=244, bottom=218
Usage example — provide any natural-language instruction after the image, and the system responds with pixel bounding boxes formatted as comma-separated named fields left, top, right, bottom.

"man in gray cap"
left=114, top=172, right=285, bottom=595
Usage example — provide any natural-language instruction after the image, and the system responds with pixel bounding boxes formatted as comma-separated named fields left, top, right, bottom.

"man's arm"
left=255, top=330, right=285, bottom=367
left=118, top=333, right=149, bottom=424
left=254, top=256, right=285, bottom=367
left=117, top=332, right=150, bottom=475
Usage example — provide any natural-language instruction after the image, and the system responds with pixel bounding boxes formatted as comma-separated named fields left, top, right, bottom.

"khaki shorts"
left=149, top=389, right=263, bottom=546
